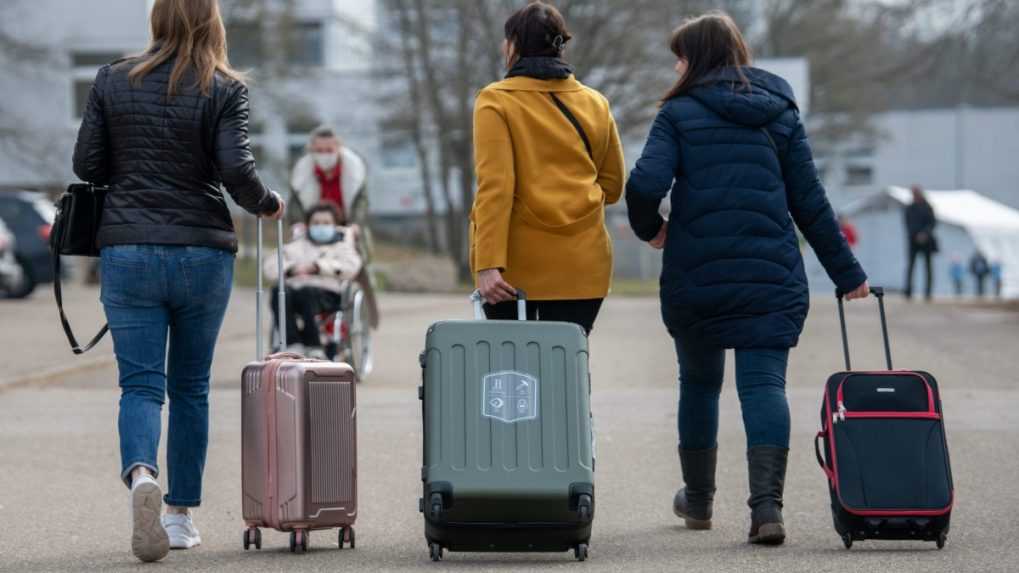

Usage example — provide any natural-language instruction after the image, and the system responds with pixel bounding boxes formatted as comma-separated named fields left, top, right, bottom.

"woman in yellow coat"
left=471, top=1, right=625, bottom=334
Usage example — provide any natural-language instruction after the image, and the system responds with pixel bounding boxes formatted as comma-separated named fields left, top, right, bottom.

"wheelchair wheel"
left=348, top=287, right=374, bottom=380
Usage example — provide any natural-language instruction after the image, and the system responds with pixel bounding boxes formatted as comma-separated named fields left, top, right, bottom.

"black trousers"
left=484, top=298, right=604, bottom=335
left=905, top=244, right=934, bottom=299
left=271, top=286, right=342, bottom=348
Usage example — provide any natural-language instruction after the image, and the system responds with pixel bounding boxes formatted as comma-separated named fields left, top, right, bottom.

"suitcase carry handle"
left=256, top=217, right=287, bottom=360
left=470, top=289, right=528, bottom=321
left=835, top=286, right=892, bottom=371
left=814, top=431, right=834, bottom=484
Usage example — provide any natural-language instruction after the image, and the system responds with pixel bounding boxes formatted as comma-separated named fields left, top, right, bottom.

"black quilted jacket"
left=72, top=56, right=279, bottom=253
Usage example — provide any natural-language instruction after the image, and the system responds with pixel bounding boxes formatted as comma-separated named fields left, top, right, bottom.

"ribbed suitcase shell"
left=420, top=319, right=594, bottom=554
left=242, top=357, right=358, bottom=532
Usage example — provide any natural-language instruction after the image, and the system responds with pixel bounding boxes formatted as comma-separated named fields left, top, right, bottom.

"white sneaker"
left=162, top=512, right=202, bottom=549
left=130, top=475, right=170, bottom=562
left=307, top=347, right=328, bottom=360
left=285, top=343, right=306, bottom=355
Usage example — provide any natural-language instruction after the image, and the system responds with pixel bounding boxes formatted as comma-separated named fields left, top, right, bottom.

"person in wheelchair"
left=264, top=202, right=362, bottom=359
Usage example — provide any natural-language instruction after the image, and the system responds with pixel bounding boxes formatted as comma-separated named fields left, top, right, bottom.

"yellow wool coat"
left=470, top=76, right=625, bottom=300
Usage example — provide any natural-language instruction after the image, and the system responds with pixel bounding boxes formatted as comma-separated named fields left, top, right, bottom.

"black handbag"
left=50, top=183, right=109, bottom=354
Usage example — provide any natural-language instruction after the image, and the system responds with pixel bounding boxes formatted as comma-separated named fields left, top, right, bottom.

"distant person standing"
left=970, top=251, right=990, bottom=297
left=991, top=261, right=1004, bottom=298
left=904, top=185, right=938, bottom=300
left=949, top=257, right=965, bottom=297
left=839, top=214, right=858, bottom=248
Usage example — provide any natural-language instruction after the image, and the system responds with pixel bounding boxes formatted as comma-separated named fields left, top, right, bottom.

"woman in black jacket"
left=626, top=12, right=868, bottom=545
left=72, top=0, right=282, bottom=562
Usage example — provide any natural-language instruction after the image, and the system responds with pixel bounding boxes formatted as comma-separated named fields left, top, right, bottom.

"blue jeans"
left=100, top=245, right=233, bottom=507
left=672, top=337, right=791, bottom=450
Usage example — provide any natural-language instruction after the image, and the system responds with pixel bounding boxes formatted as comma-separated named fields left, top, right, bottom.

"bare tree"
left=392, top=0, right=442, bottom=254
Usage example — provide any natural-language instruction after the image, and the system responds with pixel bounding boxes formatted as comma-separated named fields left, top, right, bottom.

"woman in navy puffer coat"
left=626, top=12, right=869, bottom=546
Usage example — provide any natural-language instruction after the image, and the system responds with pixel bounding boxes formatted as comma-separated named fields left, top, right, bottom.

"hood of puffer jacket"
left=684, top=66, right=798, bottom=128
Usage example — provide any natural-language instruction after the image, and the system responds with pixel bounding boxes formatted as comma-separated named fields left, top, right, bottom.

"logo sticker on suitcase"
left=482, top=371, right=539, bottom=423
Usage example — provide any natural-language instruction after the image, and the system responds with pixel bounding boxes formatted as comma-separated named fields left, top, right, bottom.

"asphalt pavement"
left=0, top=286, right=1017, bottom=572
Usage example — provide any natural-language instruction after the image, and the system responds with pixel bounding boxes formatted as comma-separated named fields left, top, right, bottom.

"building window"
left=227, top=22, right=264, bottom=69
left=288, top=22, right=325, bottom=67
left=381, top=132, right=417, bottom=169
left=845, top=165, right=874, bottom=186
left=71, top=52, right=123, bottom=67
left=287, top=114, right=321, bottom=136
left=70, top=50, right=126, bottom=120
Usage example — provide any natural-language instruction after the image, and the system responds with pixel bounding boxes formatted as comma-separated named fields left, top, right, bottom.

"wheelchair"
left=270, top=278, right=374, bottom=381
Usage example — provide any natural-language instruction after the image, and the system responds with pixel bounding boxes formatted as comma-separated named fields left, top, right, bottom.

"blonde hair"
left=128, top=0, right=245, bottom=97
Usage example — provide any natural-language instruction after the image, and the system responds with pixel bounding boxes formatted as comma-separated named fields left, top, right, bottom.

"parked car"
left=0, top=191, right=56, bottom=298
left=0, top=217, right=26, bottom=297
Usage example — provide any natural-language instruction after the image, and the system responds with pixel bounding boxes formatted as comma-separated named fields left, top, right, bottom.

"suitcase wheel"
left=577, top=494, right=593, bottom=521
left=338, top=527, right=356, bottom=550
left=841, top=534, right=853, bottom=550
left=429, top=493, right=445, bottom=521
left=429, top=542, right=443, bottom=562
left=290, top=530, right=309, bottom=554
left=936, top=532, right=947, bottom=550
left=243, top=527, right=262, bottom=551
left=574, top=543, right=589, bottom=562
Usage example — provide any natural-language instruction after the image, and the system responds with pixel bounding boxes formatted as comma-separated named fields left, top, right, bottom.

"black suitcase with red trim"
left=815, top=287, right=953, bottom=549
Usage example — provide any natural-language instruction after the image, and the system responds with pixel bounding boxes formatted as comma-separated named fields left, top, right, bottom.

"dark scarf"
left=505, top=56, right=574, bottom=80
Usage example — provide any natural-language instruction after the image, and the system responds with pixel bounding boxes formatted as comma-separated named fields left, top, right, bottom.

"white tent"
left=803, top=187, right=1019, bottom=299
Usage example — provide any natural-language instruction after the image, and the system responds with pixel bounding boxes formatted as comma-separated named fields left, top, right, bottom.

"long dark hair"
left=504, top=1, right=572, bottom=60
left=662, top=11, right=751, bottom=103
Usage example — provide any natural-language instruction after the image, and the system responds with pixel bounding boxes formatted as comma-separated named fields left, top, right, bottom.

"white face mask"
left=313, top=152, right=339, bottom=170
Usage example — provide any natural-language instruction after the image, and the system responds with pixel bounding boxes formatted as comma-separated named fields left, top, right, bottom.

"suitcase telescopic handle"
left=470, top=289, right=528, bottom=321
left=835, top=286, right=892, bottom=371
left=255, top=217, right=287, bottom=360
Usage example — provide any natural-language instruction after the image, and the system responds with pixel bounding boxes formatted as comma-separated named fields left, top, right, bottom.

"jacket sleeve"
left=782, top=114, right=867, bottom=293
left=625, top=106, right=680, bottom=241
left=72, top=66, right=111, bottom=185
left=263, top=243, right=298, bottom=284
left=215, top=83, right=279, bottom=216
left=597, top=109, right=625, bottom=205
left=470, top=89, right=515, bottom=272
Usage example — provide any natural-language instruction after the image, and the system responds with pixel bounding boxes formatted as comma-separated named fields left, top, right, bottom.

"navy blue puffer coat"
left=626, top=67, right=866, bottom=349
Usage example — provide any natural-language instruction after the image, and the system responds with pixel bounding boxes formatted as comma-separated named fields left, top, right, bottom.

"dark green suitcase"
left=418, top=291, right=595, bottom=562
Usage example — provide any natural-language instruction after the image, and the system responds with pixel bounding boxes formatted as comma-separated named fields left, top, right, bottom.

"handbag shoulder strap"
left=53, top=252, right=108, bottom=354
left=549, top=93, right=594, bottom=161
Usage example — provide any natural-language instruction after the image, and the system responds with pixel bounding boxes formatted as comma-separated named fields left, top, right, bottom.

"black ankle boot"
left=747, top=446, right=788, bottom=545
left=673, top=446, right=717, bottom=530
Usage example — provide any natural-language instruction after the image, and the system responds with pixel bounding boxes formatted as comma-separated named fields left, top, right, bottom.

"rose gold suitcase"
left=241, top=218, right=358, bottom=554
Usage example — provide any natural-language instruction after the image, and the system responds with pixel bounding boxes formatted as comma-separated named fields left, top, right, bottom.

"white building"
left=817, top=107, right=1019, bottom=212
left=0, top=0, right=150, bottom=189
left=0, top=0, right=383, bottom=203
